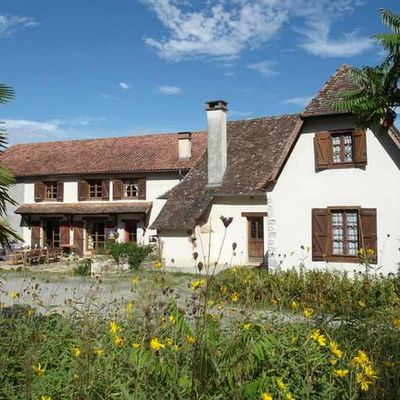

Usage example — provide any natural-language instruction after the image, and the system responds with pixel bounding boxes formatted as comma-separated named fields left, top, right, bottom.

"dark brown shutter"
left=314, top=132, right=332, bottom=171
left=138, top=178, right=146, bottom=200
left=78, top=181, right=88, bottom=201
left=73, top=221, right=84, bottom=256
left=353, top=128, right=367, bottom=166
left=31, top=221, right=41, bottom=248
left=60, top=221, right=70, bottom=246
left=359, top=208, right=377, bottom=263
left=34, top=182, right=45, bottom=202
left=57, top=181, right=64, bottom=202
left=102, top=180, right=110, bottom=200
left=113, top=180, right=124, bottom=200
left=312, top=208, right=329, bottom=261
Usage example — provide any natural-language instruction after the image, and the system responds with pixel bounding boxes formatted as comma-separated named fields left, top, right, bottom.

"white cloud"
left=230, top=110, right=252, bottom=118
left=282, top=96, right=313, bottom=107
left=119, top=82, right=131, bottom=90
left=157, top=85, right=182, bottom=95
left=247, top=60, right=277, bottom=78
left=0, top=14, right=38, bottom=38
left=142, top=0, right=371, bottom=60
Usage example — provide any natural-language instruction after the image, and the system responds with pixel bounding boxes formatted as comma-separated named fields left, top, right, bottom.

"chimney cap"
left=177, top=131, right=192, bottom=139
left=206, top=100, right=228, bottom=111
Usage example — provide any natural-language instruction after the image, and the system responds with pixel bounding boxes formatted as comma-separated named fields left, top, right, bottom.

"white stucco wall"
left=268, top=116, right=400, bottom=274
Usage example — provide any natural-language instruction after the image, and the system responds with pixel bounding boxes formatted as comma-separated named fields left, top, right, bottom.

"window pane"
left=346, top=211, right=358, bottom=255
left=332, top=212, right=344, bottom=254
left=343, top=134, right=353, bottom=162
left=332, top=135, right=341, bottom=163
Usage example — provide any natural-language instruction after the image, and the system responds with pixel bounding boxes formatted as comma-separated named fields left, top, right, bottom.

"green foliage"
left=72, top=258, right=92, bottom=276
left=106, top=242, right=153, bottom=270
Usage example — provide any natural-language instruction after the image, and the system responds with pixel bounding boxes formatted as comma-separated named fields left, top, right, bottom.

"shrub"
left=72, top=258, right=92, bottom=276
left=106, top=242, right=153, bottom=270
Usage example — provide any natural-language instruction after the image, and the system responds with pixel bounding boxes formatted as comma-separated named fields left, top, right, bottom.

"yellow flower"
left=173, top=344, right=180, bottom=352
left=291, top=301, right=299, bottom=310
left=186, top=335, right=196, bottom=344
left=243, top=323, right=252, bottom=331
left=290, top=336, right=298, bottom=344
left=219, top=285, right=227, bottom=295
left=33, top=363, right=45, bottom=377
left=154, top=261, right=163, bottom=270
left=358, top=300, right=367, bottom=308
left=356, top=372, right=371, bottom=392
left=165, top=337, right=173, bottom=346
left=191, top=279, right=206, bottom=291
left=207, top=300, right=215, bottom=307
left=131, top=276, right=139, bottom=285
left=392, top=317, right=400, bottom=328
left=126, top=302, right=134, bottom=314
left=41, top=396, right=52, bottom=400
left=276, top=377, right=286, bottom=391
left=352, top=350, right=370, bottom=367
left=231, top=292, right=239, bottom=303
left=132, top=342, right=141, bottom=349
left=334, top=369, right=349, bottom=378
left=363, top=364, right=377, bottom=380
left=114, top=336, right=125, bottom=348
left=110, top=321, right=122, bottom=334
left=72, top=347, right=81, bottom=357
left=261, top=393, right=273, bottom=400
left=383, top=360, right=395, bottom=368
left=329, top=358, right=338, bottom=366
left=303, top=308, right=313, bottom=319
left=310, top=329, right=326, bottom=347
left=150, top=338, right=165, bottom=351
left=367, top=248, right=375, bottom=257
left=286, top=393, right=295, bottom=400
left=329, top=341, right=343, bottom=358
left=27, top=307, right=36, bottom=316
left=94, top=348, right=105, bottom=357
left=9, top=291, right=19, bottom=300
left=169, top=315, right=177, bottom=324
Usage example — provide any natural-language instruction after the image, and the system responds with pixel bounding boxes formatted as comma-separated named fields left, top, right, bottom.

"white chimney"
left=178, top=131, right=192, bottom=160
left=206, top=100, right=227, bottom=187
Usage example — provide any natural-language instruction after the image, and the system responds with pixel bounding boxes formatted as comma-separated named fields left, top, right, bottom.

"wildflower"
left=191, top=279, right=206, bottom=291
left=231, top=292, right=239, bottom=303
left=219, top=285, right=227, bottom=295
left=94, top=348, right=105, bottom=357
left=310, top=329, right=326, bottom=347
left=114, top=336, right=125, bottom=348
left=352, top=350, right=370, bottom=367
left=286, top=393, right=295, bottom=400
left=126, top=302, right=134, bottom=314
left=27, top=307, right=36, bottom=316
left=72, top=347, right=81, bottom=357
left=303, top=308, right=313, bottom=319
left=150, top=338, right=165, bottom=351
left=132, top=342, right=141, bottom=349
left=358, top=300, right=367, bottom=308
left=329, top=341, right=343, bottom=358
left=261, top=393, right=273, bottom=400
left=165, top=337, right=173, bottom=346
left=41, top=396, right=52, bottom=400
left=186, top=335, right=196, bottom=344
left=131, top=276, right=139, bottom=285
left=290, top=301, right=298, bottom=311
left=290, top=336, right=298, bottom=344
left=173, top=344, right=180, bottom=352
left=356, top=372, right=372, bottom=392
left=33, top=363, right=45, bottom=377
left=207, top=300, right=215, bottom=307
left=154, top=261, right=163, bottom=270
left=363, top=364, right=377, bottom=380
left=9, top=291, right=19, bottom=300
left=243, top=323, right=252, bottom=331
left=383, top=360, right=395, bottom=368
left=276, top=377, right=286, bottom=391
left=392, top=317, right=400, bottom=328
left=329, top=358, right=338, bottom=366
left=169, top=315, right=177, bottom=324
left=367, top=248, right=375, bottom=257
left=334, top=369, right=349, bottom=378
left=110, top=321, right=122, bottom=334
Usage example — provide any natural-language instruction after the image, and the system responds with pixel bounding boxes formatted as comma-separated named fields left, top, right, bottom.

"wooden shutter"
left=102, top=180, right=110, bottom=201
left=34, top=182, right=45, bottom=202
left=31, top=221, right=41, bottom=248
left=57, top=181, right=64, bottom=202
left=78, top=181, right=88, bottom=201
left=60, top=221, right=70, bottom=246
left=138, top=178, right=146, bottom=200
left=113, top=180, right=124, bottom=200
left=359, top=208, right=377, bottom=263
left=312, top=208, right=329, bottom=261
left=353, top=128, right=367, bottom=166
left=73, top=221, right=84, bottom=256
left=314, top=132, right=332, bottom=171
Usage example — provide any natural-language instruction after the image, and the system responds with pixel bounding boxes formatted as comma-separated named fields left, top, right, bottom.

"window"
left=89, top=181, right=102, bottom=199
left=44, top=182, right=58, bottom=200
left=124, top=180, right=138, bottom=198
left=331, top=132, right=353, bottom=164
left=87, top=221, right=106, bottom=252
left=331, top=210, right=358, bottom=256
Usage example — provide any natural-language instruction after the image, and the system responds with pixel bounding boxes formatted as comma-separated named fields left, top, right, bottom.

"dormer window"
left=89, top=181, right=103, bottom=199
left=45, top=182, right=58, bottom=200
left=124, top=180, right=138, bottom=198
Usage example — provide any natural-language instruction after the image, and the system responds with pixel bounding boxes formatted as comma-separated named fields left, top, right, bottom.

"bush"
left=106, top=242, right=153, bottom=270
left=72, top=258, right=92, bottom=276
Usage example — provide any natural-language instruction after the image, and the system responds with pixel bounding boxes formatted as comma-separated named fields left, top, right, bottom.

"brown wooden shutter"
left=312, top=208, right=329, bottom=261
left=57, top=181, right=64, bottom=202
left=359, top=208, right=377, bottom=263
left=31, top=221, right=41, bottom=248
left=113, top=180, right=124, bottom=200
left=78, top=181, right=88, bottom=201
left=314, top=132, right=332, bottom=171
left=73, top=221, right=84, bottom=256
left=353, top=128, right=367, bottom=167
left=34, top=182, right=45, bottom=202
left=60, top=221, right=70, bottom=246
left=138, top=178, right=146, bottom=200
left=102, top=180, right=110, bottom=200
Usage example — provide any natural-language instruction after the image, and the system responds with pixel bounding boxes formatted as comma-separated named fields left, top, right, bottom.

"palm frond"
left=0, top=84, right=14, bottom=104
left=380, top=9, right=400, bottom=34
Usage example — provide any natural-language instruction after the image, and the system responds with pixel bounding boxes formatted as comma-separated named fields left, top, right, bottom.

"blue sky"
left=0, top=0, right=399, bottom=144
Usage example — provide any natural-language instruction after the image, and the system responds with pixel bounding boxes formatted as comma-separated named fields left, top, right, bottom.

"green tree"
left=332, top=9, right=400, bottom=129
left=0, top=84, right=21, bottom=246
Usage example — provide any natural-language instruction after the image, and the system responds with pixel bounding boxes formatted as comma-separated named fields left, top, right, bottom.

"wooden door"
left=248, top=217, right=264, bottom=261
left=31, top=222, right=41, bottom=248
left=124, top=221, right=137, bottom=243
left=73, top=221, right=84, bottom=256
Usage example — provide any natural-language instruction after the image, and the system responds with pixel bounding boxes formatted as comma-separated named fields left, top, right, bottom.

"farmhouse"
left=2, top=64, right=400, bottom=273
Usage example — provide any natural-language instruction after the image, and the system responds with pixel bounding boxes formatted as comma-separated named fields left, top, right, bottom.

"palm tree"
left=0, top=84, right=21, bottom=246
left=332, top=9, right=400, bottom=129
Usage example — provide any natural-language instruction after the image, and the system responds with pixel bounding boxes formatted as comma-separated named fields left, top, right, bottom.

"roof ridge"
left=229, top=113, right=299, bottom=123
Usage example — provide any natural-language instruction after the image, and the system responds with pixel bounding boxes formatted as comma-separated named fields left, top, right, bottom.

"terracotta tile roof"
left=15, top=202, right=152, bottom=215
left=151, top=114, right=301, bottom=230
left=301, top=64, right=356, bottom=118
left=1, top=132, right=207, bottom=177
